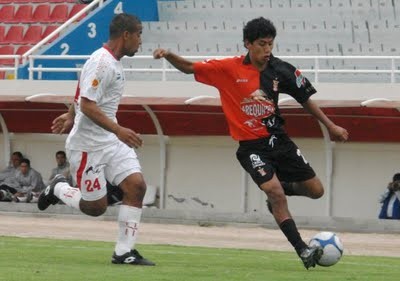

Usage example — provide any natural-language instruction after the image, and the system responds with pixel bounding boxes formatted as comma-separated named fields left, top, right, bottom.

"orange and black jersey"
left=193, top=53, right=317, bottom=141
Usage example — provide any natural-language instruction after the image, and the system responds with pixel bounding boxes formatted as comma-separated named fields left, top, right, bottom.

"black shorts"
left=236, top=134, right=316, bottom=187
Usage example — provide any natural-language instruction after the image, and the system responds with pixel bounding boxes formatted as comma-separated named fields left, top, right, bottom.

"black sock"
left=279, top=218, right=308, bottom=256
left=281, top=182, right=296, bottom=196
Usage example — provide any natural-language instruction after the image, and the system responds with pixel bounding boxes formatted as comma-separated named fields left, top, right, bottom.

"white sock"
left=114, top=205, right=142, bottom=256
left=54, top=182, right=81, bottom=210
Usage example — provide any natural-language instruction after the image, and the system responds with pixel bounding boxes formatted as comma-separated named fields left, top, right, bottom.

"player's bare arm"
left=51, top=104, right=75, bottom=134
left=80, top=97, right=143, bottom=148
left=153, top=48, right=194, bottom=74
left=302, top=99, right=349, bottom=142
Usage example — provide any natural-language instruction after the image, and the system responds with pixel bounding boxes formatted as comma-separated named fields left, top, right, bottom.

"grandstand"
left=0, top=0, right=400, bottom=230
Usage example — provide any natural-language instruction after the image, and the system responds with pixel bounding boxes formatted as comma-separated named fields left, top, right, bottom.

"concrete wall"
left=1, top=133, right=398, bottom=220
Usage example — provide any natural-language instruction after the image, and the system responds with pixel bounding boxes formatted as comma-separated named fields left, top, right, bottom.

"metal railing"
left=27, top=54, right=400, bottom=83
left=1, top=54, right=399, bottom=82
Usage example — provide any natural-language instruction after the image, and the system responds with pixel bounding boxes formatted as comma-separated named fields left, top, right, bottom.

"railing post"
left=391, top=58, right=395, bottom=84
left=162, top=58, right=167, bottom=81
left=314, top=57, right=319, bottom=83
left=29, top=56, right=33, bottom=80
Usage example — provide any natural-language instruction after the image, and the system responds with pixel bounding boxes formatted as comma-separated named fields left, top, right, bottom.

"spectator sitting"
left=0, top=152, right=24, bottom=202
left=13, top=158, right=46, bottom=203
left=378, top=173, right=400, bottom=219
left=49, top=151, right=73, bottom=186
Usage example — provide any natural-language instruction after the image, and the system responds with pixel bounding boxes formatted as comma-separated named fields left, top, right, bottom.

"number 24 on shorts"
left=84, top=178, right=101, bottom=192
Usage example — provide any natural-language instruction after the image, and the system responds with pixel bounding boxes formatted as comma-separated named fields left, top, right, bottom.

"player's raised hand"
left=115, top=126, right=143, bottom=148
left=153, top=48, right=168, bottom=59
left=51, top=113, right=74, bottom=134
left=329, top=125, right=349, bottom=142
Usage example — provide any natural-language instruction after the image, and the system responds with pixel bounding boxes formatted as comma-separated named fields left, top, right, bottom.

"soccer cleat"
left=299, top=245, right=323, bottom=270
left=0, top=189, right=13, bottom=202
left=37, top=174, right=67, bottom=211
left=112, top=249, right=155, bottom=266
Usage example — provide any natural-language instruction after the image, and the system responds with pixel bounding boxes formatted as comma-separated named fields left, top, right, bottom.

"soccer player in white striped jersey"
left=38, top=13, right=155, bottom=266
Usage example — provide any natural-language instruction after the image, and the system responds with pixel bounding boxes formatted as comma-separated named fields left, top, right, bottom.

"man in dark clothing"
left=153, top=17, right=348, bottom=269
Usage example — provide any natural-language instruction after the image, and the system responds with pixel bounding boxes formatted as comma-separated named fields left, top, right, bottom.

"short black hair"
left=20, top=158, right=30, bottom=167
left=56, top=150, right=66, bottom=157
left=393, top=173, right=400, bottom=182
left=12, top=151, right=23, bottom=159
left=243, top=17, right=276, bottom=43
left=109, top=13, right=141, bottom=40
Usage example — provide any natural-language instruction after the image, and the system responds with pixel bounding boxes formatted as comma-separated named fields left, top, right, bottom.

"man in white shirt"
left=38, top=13, right=154, bottom=266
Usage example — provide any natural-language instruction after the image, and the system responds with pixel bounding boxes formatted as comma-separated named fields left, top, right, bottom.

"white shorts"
left=67, top=141, right=141, bottom=201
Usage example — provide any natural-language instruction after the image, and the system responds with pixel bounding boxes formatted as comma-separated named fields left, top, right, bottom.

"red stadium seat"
left=0, top=5, right=15, bottom=23
left=42, top=25, right=59, bottom=43
left=0, top=26, right=6, bottom=43
left=15, top=45, right=32, bottom=64
left=9, top=5, right=33, bottom=23
left=69, top=4, right=87, bottom=21
left=0, top=0, right=13, bottom=3
left=13, top=0, right=36, bottom=2
left=0, top=46, right=15, bottom=65
left=49, top=4, right=69, bottom=23
left=30, top=4, right=51, bottom=23
left=3, top=26, right=24, bottom=44
left=22, top=25, right=43, bottom=44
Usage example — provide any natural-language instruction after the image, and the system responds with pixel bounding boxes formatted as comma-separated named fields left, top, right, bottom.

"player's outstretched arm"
left=153, top=48, right=194, bottom=74
left=302, top=99, right=349, bottom=142
left=80, top=97, right=143, bottom=148
left=51, top=104, right=75, bottom=134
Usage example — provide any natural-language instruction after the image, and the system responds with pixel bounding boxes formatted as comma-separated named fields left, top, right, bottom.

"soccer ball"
left=309, top=231, right=343, bottom=266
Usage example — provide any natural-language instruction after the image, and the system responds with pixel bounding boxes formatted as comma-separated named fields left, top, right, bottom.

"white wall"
left=1, top=133, right=398, bottom=219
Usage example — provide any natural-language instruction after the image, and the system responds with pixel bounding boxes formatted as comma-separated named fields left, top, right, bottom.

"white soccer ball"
left=309, top=231, right=343, bottom=266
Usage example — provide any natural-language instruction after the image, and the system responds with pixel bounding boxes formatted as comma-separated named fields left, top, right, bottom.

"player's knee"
left=79, top=200, right=107, bottom=216
left=310, top=186, right=324, bottom=199
left=124, top=181, right=147, bottom=201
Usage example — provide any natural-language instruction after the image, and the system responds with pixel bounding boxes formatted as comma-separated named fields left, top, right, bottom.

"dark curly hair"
left=243, top=17, right=277, bottom=44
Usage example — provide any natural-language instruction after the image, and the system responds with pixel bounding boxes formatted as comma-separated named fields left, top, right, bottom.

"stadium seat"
left=8, top=5, right=33, bottom=23
left=213, top=0, right=232, bottom=9
left=14, top=0, right=40, bottom=2
left=0, top=5, right=15, bottom=23
left=49, top=4, right=69, bottom=23
left=178, top=42, right=198, bottom=54
left=198, top=42, right=218, bottom=54
left=22, top=25, right=43, bottom=44
left=139, top=43, right=160, bottom=55
left=3, top=26, right=24, bottom=44
left=42, top=25, right=59, bottom=43
left=0, top=46, right=15, bottom=65
left=15, top=45, right=32, bottom=56
left=0, top=0, right=13, bottom=4
left=0, top=26, right=5, bottom=43
left=69, top=4, right=87, bottom=21
left=15, top=45, right=32, bottom=64
left=30, top=4, right=51, bottom=23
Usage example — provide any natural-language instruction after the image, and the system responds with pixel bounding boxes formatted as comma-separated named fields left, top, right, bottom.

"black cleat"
left=112, top=249, right=155, bottom=266
left=299, top=245, right=323, bottom=270
left=37, top=174, right=66, bottom=211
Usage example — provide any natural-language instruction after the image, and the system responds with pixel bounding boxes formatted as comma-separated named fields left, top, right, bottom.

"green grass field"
left=1, top=236, right=399, bottom=281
